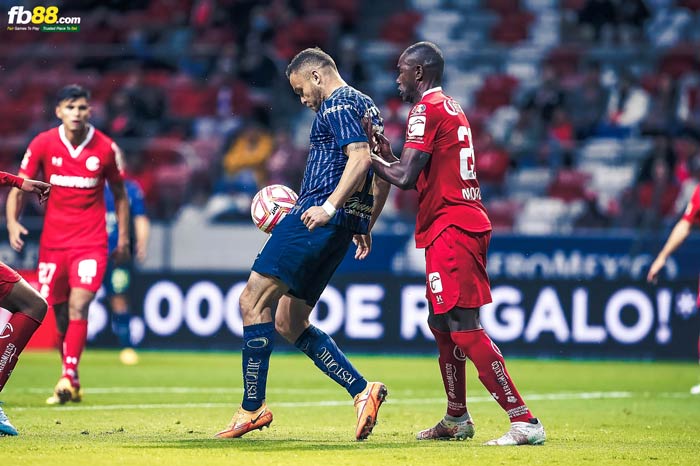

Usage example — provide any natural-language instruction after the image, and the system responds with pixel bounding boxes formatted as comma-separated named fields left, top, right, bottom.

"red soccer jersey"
left=682, top=184, right=700, bottom=226
left=19, top=124, right=123, bottom=249
left=403, top=87, right=491, bottom=248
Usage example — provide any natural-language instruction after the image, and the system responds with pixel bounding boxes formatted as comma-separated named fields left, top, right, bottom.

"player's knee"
left=26, top=294, right=48, bottom=321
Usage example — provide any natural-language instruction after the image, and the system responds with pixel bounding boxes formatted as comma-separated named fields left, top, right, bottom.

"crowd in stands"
left=1, top=0, right=700, bottom=234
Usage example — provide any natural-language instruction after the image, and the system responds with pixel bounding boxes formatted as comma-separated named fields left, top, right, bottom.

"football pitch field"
left=2, top=351, right=699, bottom=466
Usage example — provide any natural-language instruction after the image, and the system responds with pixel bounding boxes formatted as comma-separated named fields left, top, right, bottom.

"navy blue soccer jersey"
left=292, top=85, right=383, bottom=234
left=105, top=179, right=146, bottom=253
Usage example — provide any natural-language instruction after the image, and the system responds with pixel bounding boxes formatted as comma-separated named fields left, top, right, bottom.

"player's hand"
left=7, top=221, right=28, bottom=252
left=301, top=206, right=331, bottom=232
left=646, top=256, right=666, bottom=283
left=112, top=240, right=131, bottom=264
left=372, top=132, right=396, bottom=163
left=353, top=233, right=372, bottom=260
left=21, top=178, right=51, bottom=204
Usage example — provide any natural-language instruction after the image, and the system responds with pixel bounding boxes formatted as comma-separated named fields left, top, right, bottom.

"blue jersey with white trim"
left=292, top=85, right=383, bottom=234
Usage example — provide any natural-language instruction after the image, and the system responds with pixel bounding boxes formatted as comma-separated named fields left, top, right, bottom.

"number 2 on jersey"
left=458, top=125, right=476, bottom=180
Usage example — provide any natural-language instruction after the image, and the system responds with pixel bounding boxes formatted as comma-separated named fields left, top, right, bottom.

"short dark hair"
left=286, top=47, right=337, bottom=78
left=56, top=84, right=90, bottom=105
left=403, top=41, right=444, bottom=74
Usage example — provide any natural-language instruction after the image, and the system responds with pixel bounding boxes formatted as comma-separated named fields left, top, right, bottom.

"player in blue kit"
left=215, top=47, right=391, bottom=441
left=104, top=178, right=150, bottom=365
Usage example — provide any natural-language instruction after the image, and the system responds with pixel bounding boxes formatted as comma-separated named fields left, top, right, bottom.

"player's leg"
left=277, top=295, right=370, bottom=397
left=50, top=249, right=108, bottom=405
left=416, top=305, right=473, bottom=441
left=0, top=273, right=48, bottom=436
left=214, top=271, right=285, bottom=439
left=107, top=262, right=138, bottom=365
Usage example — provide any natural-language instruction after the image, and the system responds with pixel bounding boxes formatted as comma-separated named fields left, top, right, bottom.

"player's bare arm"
left=301, top=141, right=372, bottom=232
left=371, top=143, right=431, bottom=190
left=20, top=179, right=51, bottom=204
left=134, top=215, right=150, bottom=263
left=110, top=179, right=131, bottom=263
left=5, top=174, right=30, bottom=252
left=647, top=218, right=693, bottom=283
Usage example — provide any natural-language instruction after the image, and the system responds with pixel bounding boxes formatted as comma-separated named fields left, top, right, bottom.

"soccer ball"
left=250, top=184, right=299, bottom=233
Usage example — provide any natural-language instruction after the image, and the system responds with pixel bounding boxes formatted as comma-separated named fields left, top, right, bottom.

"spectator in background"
left=628, top=154, right=680, bottom=230
left=221, top=120, right=274, bottom=190
left=544, top=107, right=575, bottom=172
left=578, top=0, right=617, bottom=43
left=642, top=73, right=681, bottom=136
left=523, top=65, right=565, bottom=125
left=615, top=0, right=650, bottom=44
left=567, top=61, right=608, bottom=139
left=596, top=70, right=649, bottom=138
left=503, top=108, right=543, bottom=167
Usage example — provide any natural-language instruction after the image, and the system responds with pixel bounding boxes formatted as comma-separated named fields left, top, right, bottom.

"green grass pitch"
left=1, top=350, right=699, bottom=465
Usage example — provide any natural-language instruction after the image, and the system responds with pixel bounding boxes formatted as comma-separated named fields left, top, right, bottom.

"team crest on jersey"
left=85, top=155, right=100, bottom=171
left=443, top=99, right=463, bottom=116
left=407, top=115, right=426, bottom=138
left=410, top=104, right=426, bottom=115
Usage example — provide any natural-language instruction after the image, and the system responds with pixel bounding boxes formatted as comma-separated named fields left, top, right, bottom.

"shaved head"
left=396, top=41, right=445, bottom=103
left=401, top=41, right=444, bottom=80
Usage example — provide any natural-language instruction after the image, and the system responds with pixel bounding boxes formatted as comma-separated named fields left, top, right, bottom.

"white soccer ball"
left=250, top=184, right=299, bottom=234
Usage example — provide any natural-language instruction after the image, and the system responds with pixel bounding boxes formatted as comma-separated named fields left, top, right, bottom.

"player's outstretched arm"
left=647, top=218, right=692, bottom=283
left=20, top=178, right=51, bottom=204
left=5, top=174, right=29, bottom=252
left=371, top=142, right=430, bottom=190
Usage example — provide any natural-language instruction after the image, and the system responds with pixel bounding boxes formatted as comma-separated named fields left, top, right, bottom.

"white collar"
left=422, top=87, right=442, bottom=98
left=59, top=124, right=95, bottom=159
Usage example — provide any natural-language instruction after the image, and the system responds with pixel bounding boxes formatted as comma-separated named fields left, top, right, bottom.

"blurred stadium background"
left=1, top=0, right=699, bottom=362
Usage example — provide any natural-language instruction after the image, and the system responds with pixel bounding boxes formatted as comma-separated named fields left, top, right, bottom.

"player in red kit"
left=365, top=42, right=545, bottom=445
left=0, top=171, right=50, bottom=435
left=5, top=85, right=130, bottom=405
left=648, top=184, right=700, bottom=394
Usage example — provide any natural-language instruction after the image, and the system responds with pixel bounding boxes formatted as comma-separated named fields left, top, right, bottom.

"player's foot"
left=484, top=418, right=545, bottom=446
left=215, top=403, right=273, bottom=439
left=119, top=348, right=139, bottom=366
left=0, top=403, right=18, bottom=436
left=691, top=383, right=700, bottom=395
left=416, top=414, right=475, bottom=440
left=353, top=381, right=388, bottom=441
left=46, top=377, right=82, bottom=405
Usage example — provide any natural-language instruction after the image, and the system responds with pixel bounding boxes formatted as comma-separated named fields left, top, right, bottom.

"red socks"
left=430, top=327, right=468, bottom=417
left=0, top=312, right=41, bottom=392
left=451, top=328, right=533, bottom=423
left=62, top=319, right=88, bottom=387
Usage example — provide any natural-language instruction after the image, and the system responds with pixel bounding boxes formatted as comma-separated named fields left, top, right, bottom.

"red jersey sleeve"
left=403, top=103, right=439, bottom=155
left=104, top=142, right=125, bottom=184
left=682, top=185, right=700, bottom=226
left=19, top=135, right=45, bottom=179
left=0, top=171, right=24, bottom=188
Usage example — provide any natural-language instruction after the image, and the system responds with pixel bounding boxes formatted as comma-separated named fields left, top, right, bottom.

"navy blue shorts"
left=252, top=213, right=353, bottom=307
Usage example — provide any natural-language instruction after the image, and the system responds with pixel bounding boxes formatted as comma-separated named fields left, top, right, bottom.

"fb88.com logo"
left=7, top=6, right=80, bottom=25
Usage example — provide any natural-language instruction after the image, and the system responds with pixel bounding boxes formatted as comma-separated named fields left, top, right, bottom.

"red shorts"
left=424, top=227, right=492, bottom=314
left=0, top=261, right=21, bottom=301
left=37, top=247, right=108, bottom=305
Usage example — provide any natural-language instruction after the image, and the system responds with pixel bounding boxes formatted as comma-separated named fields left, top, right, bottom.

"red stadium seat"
left=547, top=169, right=590, bottom=202
left=659, top=44, right=696, bottom=79
left=486, top=199, right=520, bottom=231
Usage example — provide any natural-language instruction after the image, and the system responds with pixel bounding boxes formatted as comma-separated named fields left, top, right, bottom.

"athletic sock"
left=241, top=322, right=275, bottom=411
left=0, top=313, right=41, bottom=392
left=112, top=313, right=132, bottom=348
left=451, top=328, right=533, bottom=423
left=62, top=319, right=88, bottom=388
left=430, top=326, right=468, bottom=417
left=294, top=325, right=367, bottom=398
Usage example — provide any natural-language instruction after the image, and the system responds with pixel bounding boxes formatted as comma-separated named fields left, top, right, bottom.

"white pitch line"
left=8, top=391, right=666, bottom=412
